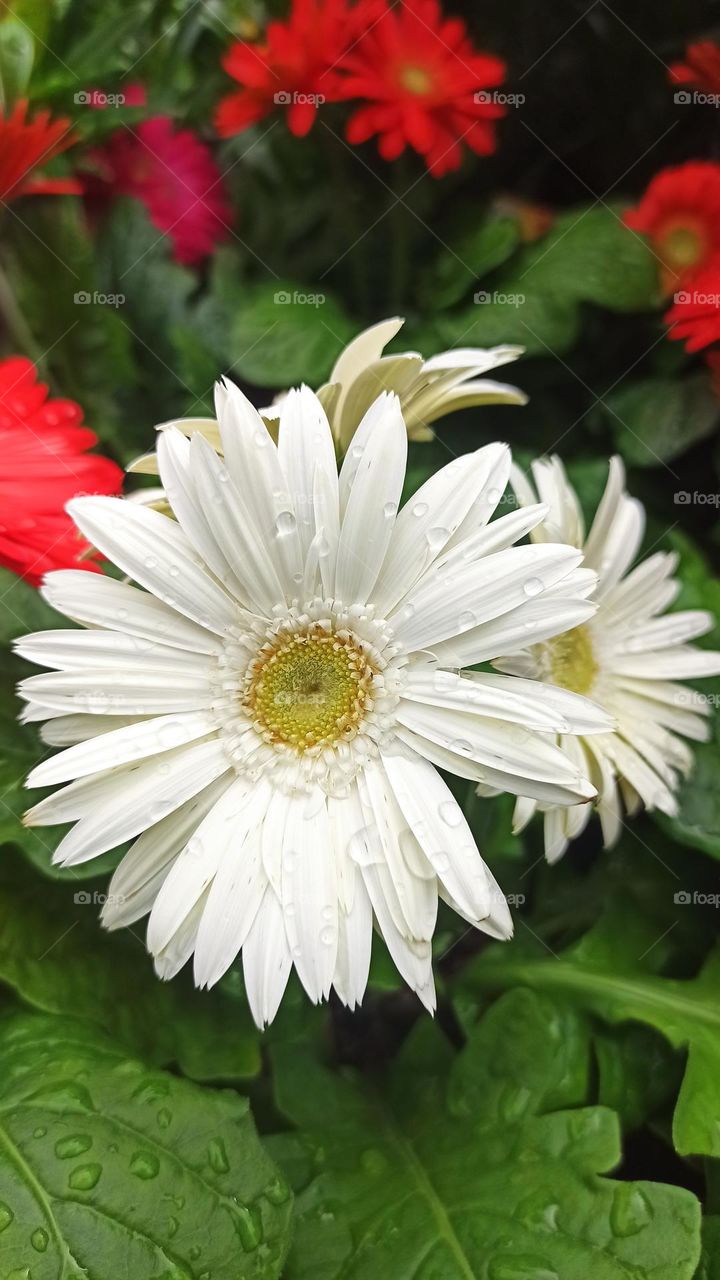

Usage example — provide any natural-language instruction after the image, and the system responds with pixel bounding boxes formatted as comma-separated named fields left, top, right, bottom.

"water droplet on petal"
left=523, top=577, right=543, bottom=597
left=383, top=501, right=397, bottom=519
left=438, top=800, right=463, bottom=828
left=426, top=526, right=449, bottom=552
left=274, top=510, right=297, bottom=538
left=411, top=501, right=429, bottom=518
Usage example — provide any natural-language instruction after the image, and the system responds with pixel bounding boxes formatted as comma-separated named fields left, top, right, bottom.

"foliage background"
left=0, top=1, right=720, bottom=1277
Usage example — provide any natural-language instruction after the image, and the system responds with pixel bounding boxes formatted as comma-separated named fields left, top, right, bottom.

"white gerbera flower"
left=18, top=386, right=606, bottom=1026
left=496, top=454, right=720, bottom=862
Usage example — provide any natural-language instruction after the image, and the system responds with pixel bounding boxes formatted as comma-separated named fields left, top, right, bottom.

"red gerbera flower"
left=664, top=262, right=720, bottom=354
left=336, top=0, right=506, bottom=176
left=624, top=161, right=720, bottom=292
left=0, top=100, right=81, bottom=202
left=215, top=0, right=354, bottom=138
left=87, top=118, right=231, bottom=265
left=669, top=39, right=720, bottom=95
left=0, top=358, right=123, bottom=585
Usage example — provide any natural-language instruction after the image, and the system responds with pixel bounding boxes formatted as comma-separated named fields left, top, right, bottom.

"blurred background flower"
left=0, top=356, right=122, bottom=583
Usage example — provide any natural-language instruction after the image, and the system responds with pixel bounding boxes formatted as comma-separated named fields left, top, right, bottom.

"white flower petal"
left=28, top=711, right=216, bottom=787
left=40, top=571, right=221, bottom=655
left=390, top=543, right=584, bottom=652
left=381, top=746, right=494, bottom=921
left=372, top=443, right=510, bottom=615
left=243, top=886, right=293, bottom=1029
left=278, top=386, right=337, bottom=562
left=67, top=496, right=237, bottom=635
left=335, top=392, right=407, bottom=604
left=147, top=776, right=251, bottom=954
left=281, top=789, right=337, bottom=1002
left=50, top=740, right=231, bottom=866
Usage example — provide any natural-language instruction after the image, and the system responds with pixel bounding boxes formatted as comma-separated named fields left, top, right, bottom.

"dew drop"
left=411, top=501, right=429, bottom=518
left=610, top=1184, right=653, bottom=1237
left=167, top=1217, right=179, bottom=1238
left=458, top=610, right=477, bottom=629
left=55, top=1134, right=92, bottom=1160
left=129, top=1151, right=160, bottom=1180
left=360, top=1148, right=388, bottom=1176
left=157, top=1108, right=172, bottom=1129
left=438, top=800, right=463, bottom=828
left=320, top=926, right=336, bottom=946
left=0, top=1202, right=13, bottom=1231
left=274, top=511, right=297, bottom=538
left=32, top=1128, right=46, bottom=1139
left=232, top=1203, right=263, bottom=1252
left=383, top=501, right=397, bottom=519
left=488, top=1257, right=558, bottom=1280
left=68, top=1163, right=102, bottom=1190
left=523, top=577, right=543, bottom=598
left=262, top=1175, right=291, bottom=1205
left=30, top=1229, right=49, bottom=1253
left=207, top=1137, right=230, bottom=1174
left=426, top=526, right=449, bottom=552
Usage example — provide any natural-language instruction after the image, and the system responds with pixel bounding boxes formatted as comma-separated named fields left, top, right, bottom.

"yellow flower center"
left=548, top=624, right=598, bottom=695
left=660, top=224, right=703, bottom=271
left=245, top=630, right=375, bottom=751
left=399, top=65, right=433, bottom=95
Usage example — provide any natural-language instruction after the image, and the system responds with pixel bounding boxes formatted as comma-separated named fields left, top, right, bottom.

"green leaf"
left=0, top=1010, right=291, bottom=1278
left=460, top=899, right=720, bottom=1158
left=429, top=288, right=581, bottom=357
left=230, top=283, right=356, bottom=388
left=0, top=850, right=260, bottom=1081
left=604, top=374, right=720, bottom=467
left=271, top=989, right=701, bottom=1279
left=416, top=215, right=521, bottom=311
left=698, top=1217, right=720, bottom=1279
left=0, top=18, right=33, bottom=110
left=508, top=205, right=659, bottom=311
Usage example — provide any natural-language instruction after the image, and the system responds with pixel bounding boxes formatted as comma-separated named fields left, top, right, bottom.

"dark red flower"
left=337, top=0, right=506, bottom=175
left=624, top=161, right=720, bottom=292
left=664, top=262, right=720, bottom=353
left=88, top=118, right=231, bottom=265
left=0, top=358, right=123, bottom=585
left=0, top=100, right=81, bottom=202
left=669, top=39, right=720, bottom=95
left=216, top=0, right=355, bottom=138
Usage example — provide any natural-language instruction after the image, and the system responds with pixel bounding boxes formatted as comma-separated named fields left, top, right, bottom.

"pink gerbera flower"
left=87, top=117, right=232, bottom=265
